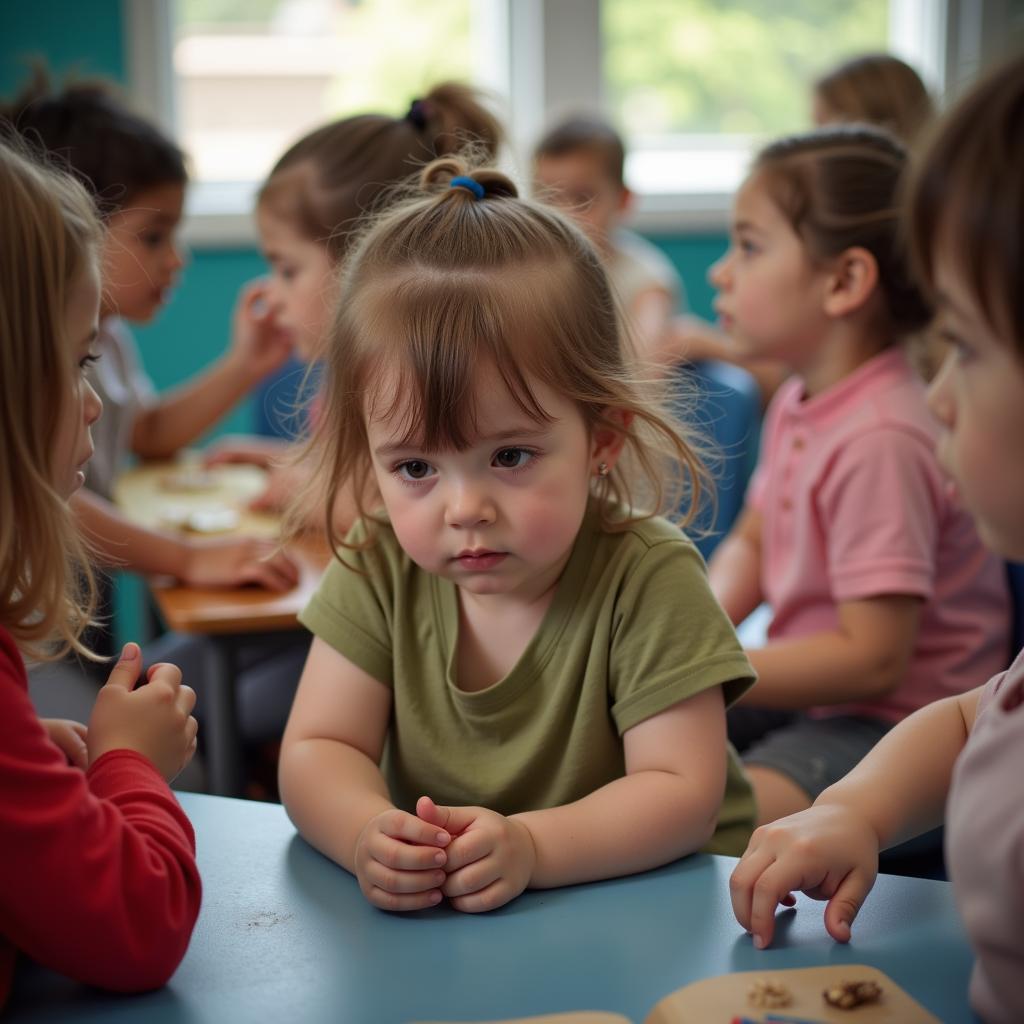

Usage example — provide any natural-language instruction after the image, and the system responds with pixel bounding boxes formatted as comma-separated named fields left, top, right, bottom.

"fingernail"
left=753, top=935, right=766, bottom=949
left=121, top=643, right=139, bottom=661
left=434, top=851, right=446, bottom=865
left=429, top=891, right=442, bottom=904
left=436, top=831, right=449, bottom=845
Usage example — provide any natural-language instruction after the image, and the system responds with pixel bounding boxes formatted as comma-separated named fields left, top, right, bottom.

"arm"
left=708, top=504, right=764, bottom=625
left=730, top=685, right=981, bottom=948
left=278, top=638, right=451, bottom=911
left=741, top=594, right=923, bottom=709
left=72, top=489, right=299, bottom=591
left=130, top=281, right=294, bottom=459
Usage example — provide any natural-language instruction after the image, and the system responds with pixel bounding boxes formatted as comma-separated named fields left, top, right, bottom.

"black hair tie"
left=405, top=98, right=430, bottom=130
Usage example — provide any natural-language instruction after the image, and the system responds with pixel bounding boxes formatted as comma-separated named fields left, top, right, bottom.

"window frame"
left=124, top=0, right=956, bottom=246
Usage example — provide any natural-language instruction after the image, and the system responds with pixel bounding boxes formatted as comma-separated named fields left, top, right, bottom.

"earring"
left=596, top=462, right=609, bottom=478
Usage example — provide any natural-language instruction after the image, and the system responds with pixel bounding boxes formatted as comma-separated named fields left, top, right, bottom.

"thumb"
left=104, top=642, right=142, bottom=691
left=67, top=730, right=89, bottom=770
left=416, top=796, right=477, bottom=836
left=823, top=868, right=872, bottom=943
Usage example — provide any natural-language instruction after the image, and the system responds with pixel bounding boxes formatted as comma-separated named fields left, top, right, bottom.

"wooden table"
left=6, top=793, right=977, bottom=1023
left=114, top=461, right=330, bottom=795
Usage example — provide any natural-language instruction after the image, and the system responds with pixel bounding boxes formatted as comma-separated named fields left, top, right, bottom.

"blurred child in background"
left=0, top=138, right=199, bottom=1007
left=730, top=55, right=1024, bottom=1024
left=707, top=125, right=1009, bottom=827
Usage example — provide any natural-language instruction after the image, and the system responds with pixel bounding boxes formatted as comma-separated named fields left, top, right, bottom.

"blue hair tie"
left=450, top=175, right=485, bottom=200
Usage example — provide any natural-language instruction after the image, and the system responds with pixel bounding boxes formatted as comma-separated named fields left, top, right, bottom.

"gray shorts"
left=729, top=708, right=892, bottom=801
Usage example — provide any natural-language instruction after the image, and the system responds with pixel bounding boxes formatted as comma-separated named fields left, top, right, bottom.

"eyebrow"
left=373, top=425, right=552, bottom=458
left=733, top=219, right=763, bottom=234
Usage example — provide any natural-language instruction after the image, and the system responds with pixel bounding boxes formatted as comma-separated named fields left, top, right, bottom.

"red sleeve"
left=0, top=631, right=201, bottom=997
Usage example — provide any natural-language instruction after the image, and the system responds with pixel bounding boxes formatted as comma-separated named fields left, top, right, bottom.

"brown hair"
left=752, top=125, right=932, bottom=341
left=290, top=155, right=710, bottom=560
left=533, top=115, right=626, bottom=188
left=906, top=55, right=1024, bottom=359
left=258, top=82, right=503, bottom=264
left=1, top=66, right=187, bottom=217
left=814, top=53, right=934, bottom=144
left=0, top=138, right=103, bottom=660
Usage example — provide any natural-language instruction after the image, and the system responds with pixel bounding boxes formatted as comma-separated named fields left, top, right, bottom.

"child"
left=278, top=155, right=758, bottom=915
left=707, top=125, right=1009, bottom=827
left=532, top=115, right=681, bottom=367
left=1, top=71, right=299, bottom=615
left=812, top=52, right=934, bottom=144
left=207, top=82, right=504, bottom=517
left=0, top=140, right=200, bottom=1004
left=729, top=55, right=1024, bottom=1023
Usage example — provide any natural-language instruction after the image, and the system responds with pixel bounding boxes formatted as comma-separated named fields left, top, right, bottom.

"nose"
left=443, top=478, right=496, bottom=529
left=84, top=378, right=103, bottom=427
left=926, top=345, right=956, bottom=428
left=708, top=249, right=732, bottom=289
left=168, top=238, right=187, bottom=274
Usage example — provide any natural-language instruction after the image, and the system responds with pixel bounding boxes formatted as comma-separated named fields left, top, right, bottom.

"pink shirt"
left=946, top=650, right=1024, bottom=1024
left=748, top=347, right=1009, bottom=722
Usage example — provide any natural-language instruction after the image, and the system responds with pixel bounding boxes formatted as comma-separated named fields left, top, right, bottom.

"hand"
left=202, top=434, right=289, bottom=469
left=729, top=803, right=880, bottom=949
left=42, top=718, right=89, bottom=769
left=416, top=796, right=536, bottom=913
left=353, top=807, right=452, bottom=912
left=87, top=643, right=198, bottom=782
left=180, top=536, right=300, bottom=592
left=227, top=279, right=294, bottom=382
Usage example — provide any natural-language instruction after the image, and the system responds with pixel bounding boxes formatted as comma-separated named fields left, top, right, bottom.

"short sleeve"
left=817, top=427, right=942, bottom=603
left=609, top=539, right=756, bottom=734
left=297, top=522, right=398, bottom=687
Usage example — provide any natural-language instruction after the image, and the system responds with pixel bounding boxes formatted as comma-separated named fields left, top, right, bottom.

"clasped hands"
left=354, top=795, right=536, bottom=914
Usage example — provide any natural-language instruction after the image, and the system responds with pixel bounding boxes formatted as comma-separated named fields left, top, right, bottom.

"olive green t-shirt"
left=299, top=505, right=757, bottom=855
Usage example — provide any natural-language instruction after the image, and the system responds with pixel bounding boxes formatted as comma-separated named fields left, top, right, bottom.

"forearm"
left=511, top=769, right=719, bottom=889
left=278, top=737, right=394, bottom=873
left=744, top=630, right=904, bottom=709
left=815, top=693, right=975, bottom=849
left=132, top=354, right=256, bottom=459
left=72, top=490, right=188, bottom=576
left=708, top=535, right=762, bottom=625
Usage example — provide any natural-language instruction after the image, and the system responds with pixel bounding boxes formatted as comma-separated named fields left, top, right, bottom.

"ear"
left=822, top=246, right=878, bottom=318
left=618, top=186, right=634, bottom=218
left=590, top=407, right=634, bottom=476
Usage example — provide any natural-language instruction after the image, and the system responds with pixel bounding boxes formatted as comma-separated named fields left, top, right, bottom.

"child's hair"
left=293, top=155, right=710, bottom=558
left=0, top=66, right=187, bottom=217
left=814, top=53, right=934, bottom=143
left=0, top=139, right=104, bottom=660
left=906, top=55, right=1024, bottom=359
left=533, top=115, right=626, bottom=188
left=751, top=125, right=932, bottom=341
left=258, top=82, right=504, bottom=264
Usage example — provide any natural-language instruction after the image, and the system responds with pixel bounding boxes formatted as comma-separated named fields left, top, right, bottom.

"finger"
left=104, top=643, right=143, bottom=691
left=729, top=845, right=774, bottom=933
left=70, top=721, right=89, bottom=742
left=366, top=886, right=443, bottom=913
left=379, top=809, right=450, bottom=848
left=146, top=662, right=183, bottom=688
left=443, top=858, right=501, bottom=899
left=367, top=832, right=448, bottom=872
left=364, top=860, right=447, bottom=895
left=823, top=867, right=873, bottom=944
left=176, top=684, right=197, bottom=715
left=416, top=796, right=478, bottom=837
left=185, top=716, right=199, bottom=744
left=66, top=729, right=89, bottom=770
left=443, top=830, right=492, bottom=872
left=748, top=860, right=817, bottom=949
left=448, top=879, right=512, bottom=914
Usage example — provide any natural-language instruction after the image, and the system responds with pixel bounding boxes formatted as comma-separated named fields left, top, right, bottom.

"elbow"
left=857, top=649, right=909, bottom=699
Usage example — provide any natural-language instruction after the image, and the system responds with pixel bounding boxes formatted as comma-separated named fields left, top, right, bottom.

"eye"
left=395, top=459, right=435, bottom=482
left=492, top=447, right=533, bottom=470
left=938, top=328, right=975, bottom=364
left=79, top=353, right=100, bottom=370
left=738, top=237, right=758, bottom=256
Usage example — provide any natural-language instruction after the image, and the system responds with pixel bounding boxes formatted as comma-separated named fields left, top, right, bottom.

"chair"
left=669, top=359, right=761, bottom=561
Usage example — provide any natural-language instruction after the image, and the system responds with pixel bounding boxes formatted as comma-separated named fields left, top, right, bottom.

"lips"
left=453, top=549, right=508, bottom=570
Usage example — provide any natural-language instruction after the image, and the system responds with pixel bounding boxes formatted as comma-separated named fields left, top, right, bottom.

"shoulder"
left=591, top=513, right=709, bottom=592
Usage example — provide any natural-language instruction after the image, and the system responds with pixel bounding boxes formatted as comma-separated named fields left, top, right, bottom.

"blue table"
left=8, top=793, right=977, bottom=1023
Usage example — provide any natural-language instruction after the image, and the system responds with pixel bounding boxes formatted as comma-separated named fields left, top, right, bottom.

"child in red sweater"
left=0, top=141, right=201, bottom=1006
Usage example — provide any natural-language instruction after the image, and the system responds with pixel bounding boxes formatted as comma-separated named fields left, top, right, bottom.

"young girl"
left=707, top=125, right=1010, bottom=827
left=0, top=141, right=199, bottom=1003
left=277, top=156, right=757, bottom=915
left=206, top=82, right=503, bottom=517
left=730, top=55, right=1024, bottom=1024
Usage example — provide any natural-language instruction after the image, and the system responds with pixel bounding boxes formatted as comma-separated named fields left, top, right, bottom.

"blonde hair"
left=289, top=155, right=710, bottom=561
left=258, top=82, right=503, bottom=265
left=814, top=53, right=934, bottom=144
left=0, top=139, right=103, bottom=660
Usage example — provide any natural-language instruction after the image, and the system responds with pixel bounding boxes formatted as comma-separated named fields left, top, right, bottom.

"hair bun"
left=419, top=156, right=518, bottom=200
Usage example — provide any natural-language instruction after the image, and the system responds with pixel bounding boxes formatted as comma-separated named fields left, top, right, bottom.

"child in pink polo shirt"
left=730, top=55, right=1024, bottom=1023
left=708, top=124, right=1009, bottom=827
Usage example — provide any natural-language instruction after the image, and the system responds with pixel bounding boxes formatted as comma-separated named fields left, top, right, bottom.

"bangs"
left=347, top=267, right=580, bottom=452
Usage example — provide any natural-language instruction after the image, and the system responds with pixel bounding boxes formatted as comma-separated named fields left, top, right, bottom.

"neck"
left=795, top=318, right=893, bottom=399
